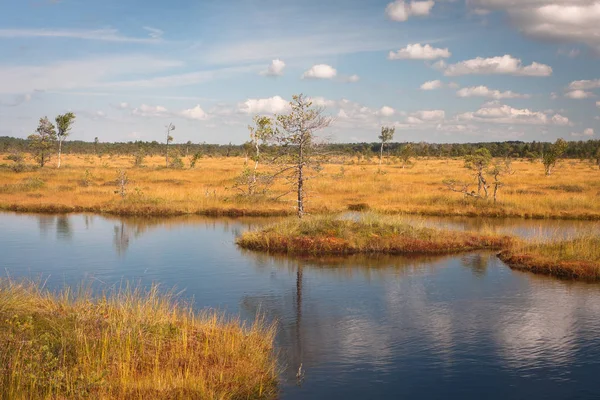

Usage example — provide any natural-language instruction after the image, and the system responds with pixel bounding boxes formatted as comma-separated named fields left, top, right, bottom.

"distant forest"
left=1, top=136, right=599, bottom=160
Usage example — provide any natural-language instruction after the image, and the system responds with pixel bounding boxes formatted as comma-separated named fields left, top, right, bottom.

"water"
left=2, top=212, right=600, bottom=399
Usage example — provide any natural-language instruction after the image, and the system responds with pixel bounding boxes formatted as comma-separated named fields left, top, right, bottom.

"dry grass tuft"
left=0, top=279, right=277, bottom=399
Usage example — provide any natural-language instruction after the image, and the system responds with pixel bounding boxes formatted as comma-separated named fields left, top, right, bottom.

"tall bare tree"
left=28, top=117, right=57, bottom=167
left=465, top=148, right=492, bottom=197
left=165, top=123, right=176, bottom=167
left=378, top=126, right=395, bottom=166
left=55, top=112, right=76, bottom=168
left=271, top=94, right=332, bottom=218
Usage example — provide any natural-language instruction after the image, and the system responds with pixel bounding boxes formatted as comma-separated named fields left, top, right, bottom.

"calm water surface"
left=1, top=212, right=600, bottom=399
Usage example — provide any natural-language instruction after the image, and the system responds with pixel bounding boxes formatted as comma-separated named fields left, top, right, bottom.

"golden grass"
left=0, top=279, right=277, bottom=399
left=499, top=235, right=600, bottom=280
left=236, top=213, right=513, bottom=255
left=1, top=153, right=600, bottom=219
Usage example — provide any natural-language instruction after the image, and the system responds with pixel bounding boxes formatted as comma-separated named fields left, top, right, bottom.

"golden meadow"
left=1, top=153, right=599, bottom=219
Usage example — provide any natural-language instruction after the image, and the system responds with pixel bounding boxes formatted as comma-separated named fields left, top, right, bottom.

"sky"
left=0, top=0, right=599, bottom=144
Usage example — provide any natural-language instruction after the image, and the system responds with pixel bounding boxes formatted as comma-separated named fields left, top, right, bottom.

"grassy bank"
left=498, top=235, right=600, bottom=280
left=236, top=214, right=513, bottom=255
left=0, top=280, right=277, bottom=399
left=1, top=154, right=600, bottom=219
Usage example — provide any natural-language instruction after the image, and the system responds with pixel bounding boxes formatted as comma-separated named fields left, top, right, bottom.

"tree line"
left=2, top=134, right=599, bottom=162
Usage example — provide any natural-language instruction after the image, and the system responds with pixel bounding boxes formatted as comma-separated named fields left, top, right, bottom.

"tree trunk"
left=165, top=142, right=169, bottom=168
left=297, top=143, right=304, bottom=219
left=379, top=142, right=384, bottom=166
left=57, top=139, right=63, bottom=168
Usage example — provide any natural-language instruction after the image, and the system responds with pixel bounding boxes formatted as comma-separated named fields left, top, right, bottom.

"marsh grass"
left=1, top=154, right=599, bottom=219
left=236, top=213, right=513, bottom=255
left=0, top=279, right=277, bottom=399
left=499, top=234, right=600, bottom=280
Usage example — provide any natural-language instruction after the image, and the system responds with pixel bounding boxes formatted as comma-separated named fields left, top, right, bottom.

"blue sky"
left=0, top=0, right=599, bottom=144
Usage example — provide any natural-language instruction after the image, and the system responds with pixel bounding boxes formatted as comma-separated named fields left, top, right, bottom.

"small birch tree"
left=165, top=123, right=175, bottom=167
left=378, top=126, right=395, bottom=166
left=55, top=112, right=76, bottom=168
left=28, top=117, right=57, bottom=167
left=542, top=138, right=568, bottom=176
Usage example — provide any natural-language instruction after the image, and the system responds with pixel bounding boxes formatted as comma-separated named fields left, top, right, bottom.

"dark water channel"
left=1, top=212, right=600, bottom=399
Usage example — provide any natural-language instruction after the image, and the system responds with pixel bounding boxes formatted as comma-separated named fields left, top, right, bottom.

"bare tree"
left=378, top=126, right=395, bottom=166
left=55, top=112, right=76, bottom=168
left=271, top=94, right=332, bottom=218
left=464, top=148, right=492, bottom=197
left=165, top=123, right=176, bottom=167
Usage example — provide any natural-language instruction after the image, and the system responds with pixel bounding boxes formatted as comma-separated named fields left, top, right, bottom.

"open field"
left=1, top=153, right=600, bottom=219
left=236, top=213, right=513, bottom=255
left=0, top=279, right=277, bottom=399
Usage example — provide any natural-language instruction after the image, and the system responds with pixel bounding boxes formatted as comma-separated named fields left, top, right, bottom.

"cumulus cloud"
left=378, top=106, right=396, bottom=117
left=571, top=128, right=594, bottom=137
left=308, top=96, right=337, bottom=108
left=597, top=101, right=600, bottom=108
left=457, top=85, right=530, bottom=99
left=565, top=90, right=595, bottom=99
left=302, top=64, right=337, bottom=79
left=386, top=0, right=435, bottom=22
left=238, top=96, right=289, bottom=114
left=180, top=105, right=208, bottom=120
left=408, top=110, right=445, bottom=123
left=420, top=80, right=443, bottom=90
left=467, top=1, right=600, bottom=52
left=344, top=74, right=360, bottom=83
left=438, top=55, right=552, bottom=77
left=388, top=43, right=451, bottom=60
left=568, top=79, right=600, bottom=91
left=132, top=104, right=168, bottom=117
left=457, top=103, right=570, bottom=125
left=260, top=59, right=286, bottom=77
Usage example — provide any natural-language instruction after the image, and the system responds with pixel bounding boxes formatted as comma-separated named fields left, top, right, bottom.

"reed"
left=0, top=279, right=277, bottom=399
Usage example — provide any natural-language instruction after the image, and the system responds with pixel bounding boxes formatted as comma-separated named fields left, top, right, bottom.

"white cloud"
left=180, top=105, right=208, bottom=120
left=408, top=110, right=445, bottom=123
left=597, top=101, right=600, bottom=108
left=386, top=1, right=435, bottom=22
left=420, top=80, right=443, bottom=90
left=389, top=43, right=451, bottom=60
left=143, top=27, right=164, bottom=39
left=378, top=106, right=396, bottom=117
left=118, top=102, right=130, bottom=109
left=309, top=97, right=337, bottom=108
left=568, top=79, right=600, bottom=91
left=260, top=59, right=286, bottom=77
left=238, top=96, right=290, bottom=114
left=565, top=90, right=595, bottom=99
left=0, top=28, right=162, bottom=43
left=468, top=1, right=600, bottom=52
left=571, top=128, right=594, bottom=137
left=302, top=64, right=337, bottom=79
left=457, top=86, right=530, bottom=99
left=344, top=74, right=360, bottom=83
left=439, top=55, right=552, bottom=77
left=457, top=103, right=570, bottom=125
left=132, top=104, right=168, bottom=117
